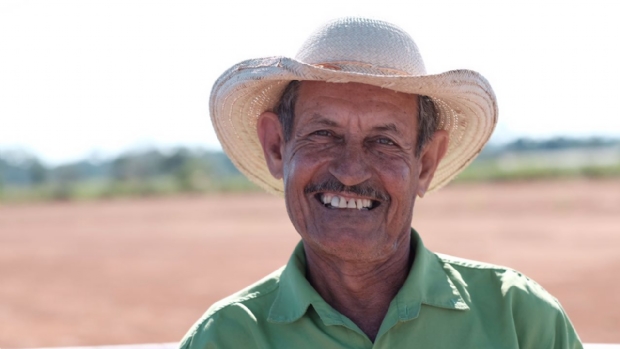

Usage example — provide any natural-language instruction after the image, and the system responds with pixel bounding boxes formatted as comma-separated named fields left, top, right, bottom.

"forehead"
left=295, top=81, right=419, bottom=128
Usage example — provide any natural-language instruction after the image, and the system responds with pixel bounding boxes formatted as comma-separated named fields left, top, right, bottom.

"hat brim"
left=210, top=56, right=498, bottom=196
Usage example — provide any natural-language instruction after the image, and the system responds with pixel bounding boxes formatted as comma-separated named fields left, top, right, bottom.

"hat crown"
left=295, top=17, right=427, bottom=76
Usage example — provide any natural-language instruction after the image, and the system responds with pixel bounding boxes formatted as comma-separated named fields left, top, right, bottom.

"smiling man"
left=180, top=18, right=582, bottom=348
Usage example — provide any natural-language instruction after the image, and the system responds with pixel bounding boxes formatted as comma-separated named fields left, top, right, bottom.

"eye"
left=376, top=137, right=395, bottom=146
left=311, top=130, right=332, bottom=137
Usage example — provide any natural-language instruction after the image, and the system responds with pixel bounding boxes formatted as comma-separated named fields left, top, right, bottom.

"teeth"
left=330, top=196, right=339, bottom=207
left=321, top=194, right=373, bottom=210
left=322, top=194, right=332, bottom=205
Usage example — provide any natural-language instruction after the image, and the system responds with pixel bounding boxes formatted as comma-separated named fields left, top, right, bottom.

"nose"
left=328, top=143, right=372, bottom=187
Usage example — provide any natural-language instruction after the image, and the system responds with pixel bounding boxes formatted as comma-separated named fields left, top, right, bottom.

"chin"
left=305, top=226, right=394, bottom=262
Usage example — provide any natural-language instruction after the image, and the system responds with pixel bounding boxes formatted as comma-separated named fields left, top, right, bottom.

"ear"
left=257, top=111, right=284, bottom=179
left=416, top=130, right=449, bottom=198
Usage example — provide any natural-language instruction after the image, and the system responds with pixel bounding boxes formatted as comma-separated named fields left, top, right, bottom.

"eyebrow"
left=307, top=114, right=402, bottom=135
left=308, top=113, right=339, bottom=127
left=372, top=123, right=401, bottom=135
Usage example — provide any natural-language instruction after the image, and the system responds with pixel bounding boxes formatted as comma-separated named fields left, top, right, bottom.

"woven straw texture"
left=210, top=17, right=498, bottom=195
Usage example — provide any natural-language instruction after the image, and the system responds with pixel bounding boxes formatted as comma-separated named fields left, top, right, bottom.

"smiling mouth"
left=314, top=193, right=379, bottom=210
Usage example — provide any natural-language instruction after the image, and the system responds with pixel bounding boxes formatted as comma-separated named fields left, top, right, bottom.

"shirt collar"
left=392, top=229, right=470, bottom=321
left=267, top=241, right=332, bottom=324
left=267, top=229, right=469, bottom=325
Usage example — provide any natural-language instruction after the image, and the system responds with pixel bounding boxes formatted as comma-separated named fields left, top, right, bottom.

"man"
left=180, top=17, right=582, bottom=348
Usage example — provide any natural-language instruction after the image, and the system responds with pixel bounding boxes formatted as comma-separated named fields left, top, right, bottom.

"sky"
left=1, top=0, right=619, bottom=165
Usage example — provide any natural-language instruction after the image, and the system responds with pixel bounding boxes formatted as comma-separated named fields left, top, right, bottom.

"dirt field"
left=1, top=179, right=619, bottom=347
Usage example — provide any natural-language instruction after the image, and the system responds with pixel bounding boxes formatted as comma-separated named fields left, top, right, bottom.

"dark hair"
left=274, top=80, right=439, bottom=156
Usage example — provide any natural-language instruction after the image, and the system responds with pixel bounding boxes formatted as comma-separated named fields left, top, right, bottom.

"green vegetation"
left=455, top=161, right=620, bottom=183
left=0, top=176, right=259, bottom=203
left=1, top=137, right=619, bottom=203
left=0, top=147, right=259, bottom=203
left=456, top=136, right=620, bottom=182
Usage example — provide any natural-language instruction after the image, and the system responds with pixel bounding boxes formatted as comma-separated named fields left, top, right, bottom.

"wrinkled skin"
left=258, top=81, right=448, bottom=264
left=257, top=81, right=448, bottom=340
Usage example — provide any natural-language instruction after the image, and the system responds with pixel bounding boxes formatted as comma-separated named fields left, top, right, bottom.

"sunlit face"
left=279, top=81, right=424, bottom=262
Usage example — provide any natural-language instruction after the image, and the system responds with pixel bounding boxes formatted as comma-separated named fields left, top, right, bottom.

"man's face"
left=278, top=81, right=428, bottom=262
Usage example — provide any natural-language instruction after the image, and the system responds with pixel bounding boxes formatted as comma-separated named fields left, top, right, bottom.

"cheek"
left=283, top=146, right=331, bottom=186
left=282, top=150, right=330, bottom=234
left=377, top=156, right=419, bottom=220
left=374, top=154, right=416, bottom=187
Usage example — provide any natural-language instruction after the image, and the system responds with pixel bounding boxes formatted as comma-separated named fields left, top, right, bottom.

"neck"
left=303, top=236, right=412, bottom=342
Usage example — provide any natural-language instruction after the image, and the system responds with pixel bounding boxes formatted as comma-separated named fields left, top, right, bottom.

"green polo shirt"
left=180, top=230, right=582, bottom=348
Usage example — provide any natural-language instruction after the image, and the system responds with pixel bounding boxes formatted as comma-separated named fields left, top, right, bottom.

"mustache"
left=304, top=178, right=390, bottom=202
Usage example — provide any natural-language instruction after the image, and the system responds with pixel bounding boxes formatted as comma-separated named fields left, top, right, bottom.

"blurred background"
left=1, top=0, right=619, bottom=347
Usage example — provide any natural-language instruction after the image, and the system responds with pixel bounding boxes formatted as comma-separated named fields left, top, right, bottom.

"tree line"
left=0, top=137, right=618, bottom=201
left=0, top=147, right=254, bottom=201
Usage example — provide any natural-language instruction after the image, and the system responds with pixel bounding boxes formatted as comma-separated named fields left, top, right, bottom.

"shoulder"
left=202, top=266, right=283, bottom=317
left=436, top=252, right=557, bottom=305
left=436, top=253, right=583, bottom=348
left=179, top=267, right=284, bottom=349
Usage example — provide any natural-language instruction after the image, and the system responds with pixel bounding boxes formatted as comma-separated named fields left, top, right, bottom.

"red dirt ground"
left=1, top=179, right=619, bottom=347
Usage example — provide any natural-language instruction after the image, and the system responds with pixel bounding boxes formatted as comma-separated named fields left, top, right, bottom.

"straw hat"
left=210, top=17, right=497, bottom=195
